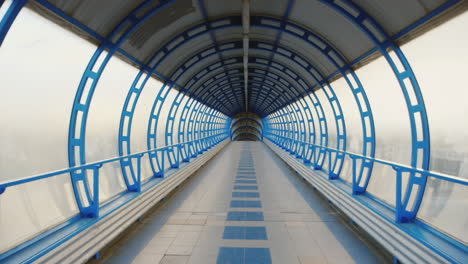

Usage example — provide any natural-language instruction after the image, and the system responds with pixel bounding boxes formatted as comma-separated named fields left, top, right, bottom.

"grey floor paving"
left=88, top=142, right=388, bottom=264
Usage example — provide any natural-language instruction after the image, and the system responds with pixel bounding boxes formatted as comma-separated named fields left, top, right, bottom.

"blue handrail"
left=0, top=135, right=227, bottom=194
left=266, top=134, right=468, bottom=223
left=267, top=135, right=468, bottom=186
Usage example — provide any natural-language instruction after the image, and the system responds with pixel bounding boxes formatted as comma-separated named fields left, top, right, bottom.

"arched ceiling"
left=31, top=0, right=454, bottom=117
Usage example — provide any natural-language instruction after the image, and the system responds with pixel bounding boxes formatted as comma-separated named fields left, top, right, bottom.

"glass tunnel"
left=0, top=0, right=467, bottom=263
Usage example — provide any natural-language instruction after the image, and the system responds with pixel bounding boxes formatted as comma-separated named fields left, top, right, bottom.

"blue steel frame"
left=153, top=37, right=329, bottom=166
left=0, top=0, right=28, bottom=46
left=264, top=0, right=423, bottom=223
left=176, top=43, right=340, bottom=171
left=166, top=91, right=228, bottom=163
left=105, top=16, right=343, bottom=117
left=261, top=0, right=431, bottom=223
left=248, top=17, right=376, bottom=184
left=0, top=0, right=463, bottom=260
left=230, top=114, right=263, bottom=141
left=231, top=118, right=263, bottom=131
left=123, top=53, right=238, bottom=175
left=67, top=0, right=231, bottom=217
left=319, top=0, right=431, bottom=223
left=250, top=0, right=295, bottom=111
left=183, top=69, right=318, bottom=163
left=68, top=0, right=178, bottom=217
left=118, top=20, right=236, bottom=184
left=184, top=37, right=344, bottom=174
left=233, top=133, right=262, bottom=141
left=231, top=126, right=263, bottom=140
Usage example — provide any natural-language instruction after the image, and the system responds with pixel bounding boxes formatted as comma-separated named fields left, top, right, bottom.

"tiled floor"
left=89, top=142, right=387, bottom=264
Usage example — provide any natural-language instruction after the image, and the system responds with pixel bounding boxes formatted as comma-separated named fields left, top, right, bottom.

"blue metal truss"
left=233, top=133, right=262, bottom=141
left=318, top=0, right=430, bottom=223
left=231, top=118, right=263, bottom=131
left=231, top=126, right=263, bottom=140
left=170, top=45, right=336, bottom=169
left=147, top=37, right=325, bottom=164
left=67, top=0, right=178, bottom=217
left=1, top=0, right=464, bottom=261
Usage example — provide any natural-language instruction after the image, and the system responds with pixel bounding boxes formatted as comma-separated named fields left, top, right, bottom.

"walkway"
left=89, top=142, right=386, bottom=264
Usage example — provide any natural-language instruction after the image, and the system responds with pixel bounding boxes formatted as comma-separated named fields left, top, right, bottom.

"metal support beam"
left=242, top=0, right=250, bottom=111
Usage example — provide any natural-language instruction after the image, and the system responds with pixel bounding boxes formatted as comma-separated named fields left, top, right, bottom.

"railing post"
left=90, top=165, right=102, bottom=218
left=350, top=155, right=360, bottom=194
left=135, top=154, right=143, bottom=192
left=161, top=148, right=166, bottom=177
left=394, top=166, right=404, bottom=223
left=171, top=144, right=180, bottom=169
left=313, top=147, right=323, bottom=170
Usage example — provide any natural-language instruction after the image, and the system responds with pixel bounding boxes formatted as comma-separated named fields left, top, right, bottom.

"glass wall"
left=86, top=55, right=139, bottom=202
left=0, top=7, right=230, bottom=254
left=131, top=78, right=164, bottom=181
left=0, top=8, right=95, bottom=254
left=401, top=11, right=468, bottom=244
left=266, top=10, right=468, bottom=244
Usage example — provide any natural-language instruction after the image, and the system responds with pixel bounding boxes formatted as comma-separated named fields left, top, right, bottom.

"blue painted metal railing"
left=0, top=134, right=228, bottom=217
left=265, top=134, right=468, bottom=223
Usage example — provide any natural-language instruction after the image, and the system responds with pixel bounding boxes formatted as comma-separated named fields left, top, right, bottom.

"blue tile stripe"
left=236, top=176, right=256, bottom=179
left=217, top=149, right=271, bottom=264
left=235, top=180, right=257, bottom=184
left=217, top=247, right=272, bottom=264
left=227, top=211, right=264, bottom=221
left=234, top=185, right=258, bottom=190
left=223, top=226, right=268, bottom=240
left=230, top=200, right=262, bottom=208
left=232, top=192, right=260, bottom=198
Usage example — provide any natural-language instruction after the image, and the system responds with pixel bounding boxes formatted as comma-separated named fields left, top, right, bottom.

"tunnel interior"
left=0, top=0, right=467, bottom=263
left=231, top=112, right=263, bottom=141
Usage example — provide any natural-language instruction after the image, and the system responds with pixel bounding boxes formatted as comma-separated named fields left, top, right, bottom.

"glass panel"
left=402, top=11, right=468, bottom=244
left=0, top=9, right=93, bottom=253
left=331, top=77, right=363, bottom=183
left=355, top=55, right=412, bottom=205
left=86, top=56, right=139, bottom=202
left=0, top=9, right=95, bottom=180
left=315, top=89, right=337, bottom=172
left=131, top=78, right=164, bottom=180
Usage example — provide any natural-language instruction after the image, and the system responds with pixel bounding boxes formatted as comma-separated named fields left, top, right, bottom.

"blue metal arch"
left=190, top=71, right=299, bottom=115
left=174, top=53, right=303, bottom=117
left=58, top=5, right=408, bottom=223
left=198, top=74, right=301, bottom=154
left=185, top=66, right=324, bottom=168
left=174, top=54, right=323, bottom=167
left=231, top=118, right=263, bottom=131
left=165, top=36, right=348, bottom=173
left=123, top=52, right=234, bottom=175
left=112, top=15, right=353, bottom=117
left=68, top=0, right=177, bottom=217
left=112, top=26, right=340, bottom=171
left=231, top=126, right=263, bottom=141
left=250, top=0, right=295, bottom=111
left=0, top=0, right=28, bottom=46
left=320, top=0, right=430, bottom=223
left=0, top=0, right=430, bottom=227
left=115, top=18, right=244, bottom=181
left=175, top=51, right=325, bottom=165
left=231, top=125, right=262, bottom=138
left=233, top=133, right=262, bottom=141
left=185, top=101, right=202, bottom=157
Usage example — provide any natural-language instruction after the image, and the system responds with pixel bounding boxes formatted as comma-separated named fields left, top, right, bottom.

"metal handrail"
left=266, top=134, right=468, bottom=186
left=0, top=134, right=228, bottom=192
